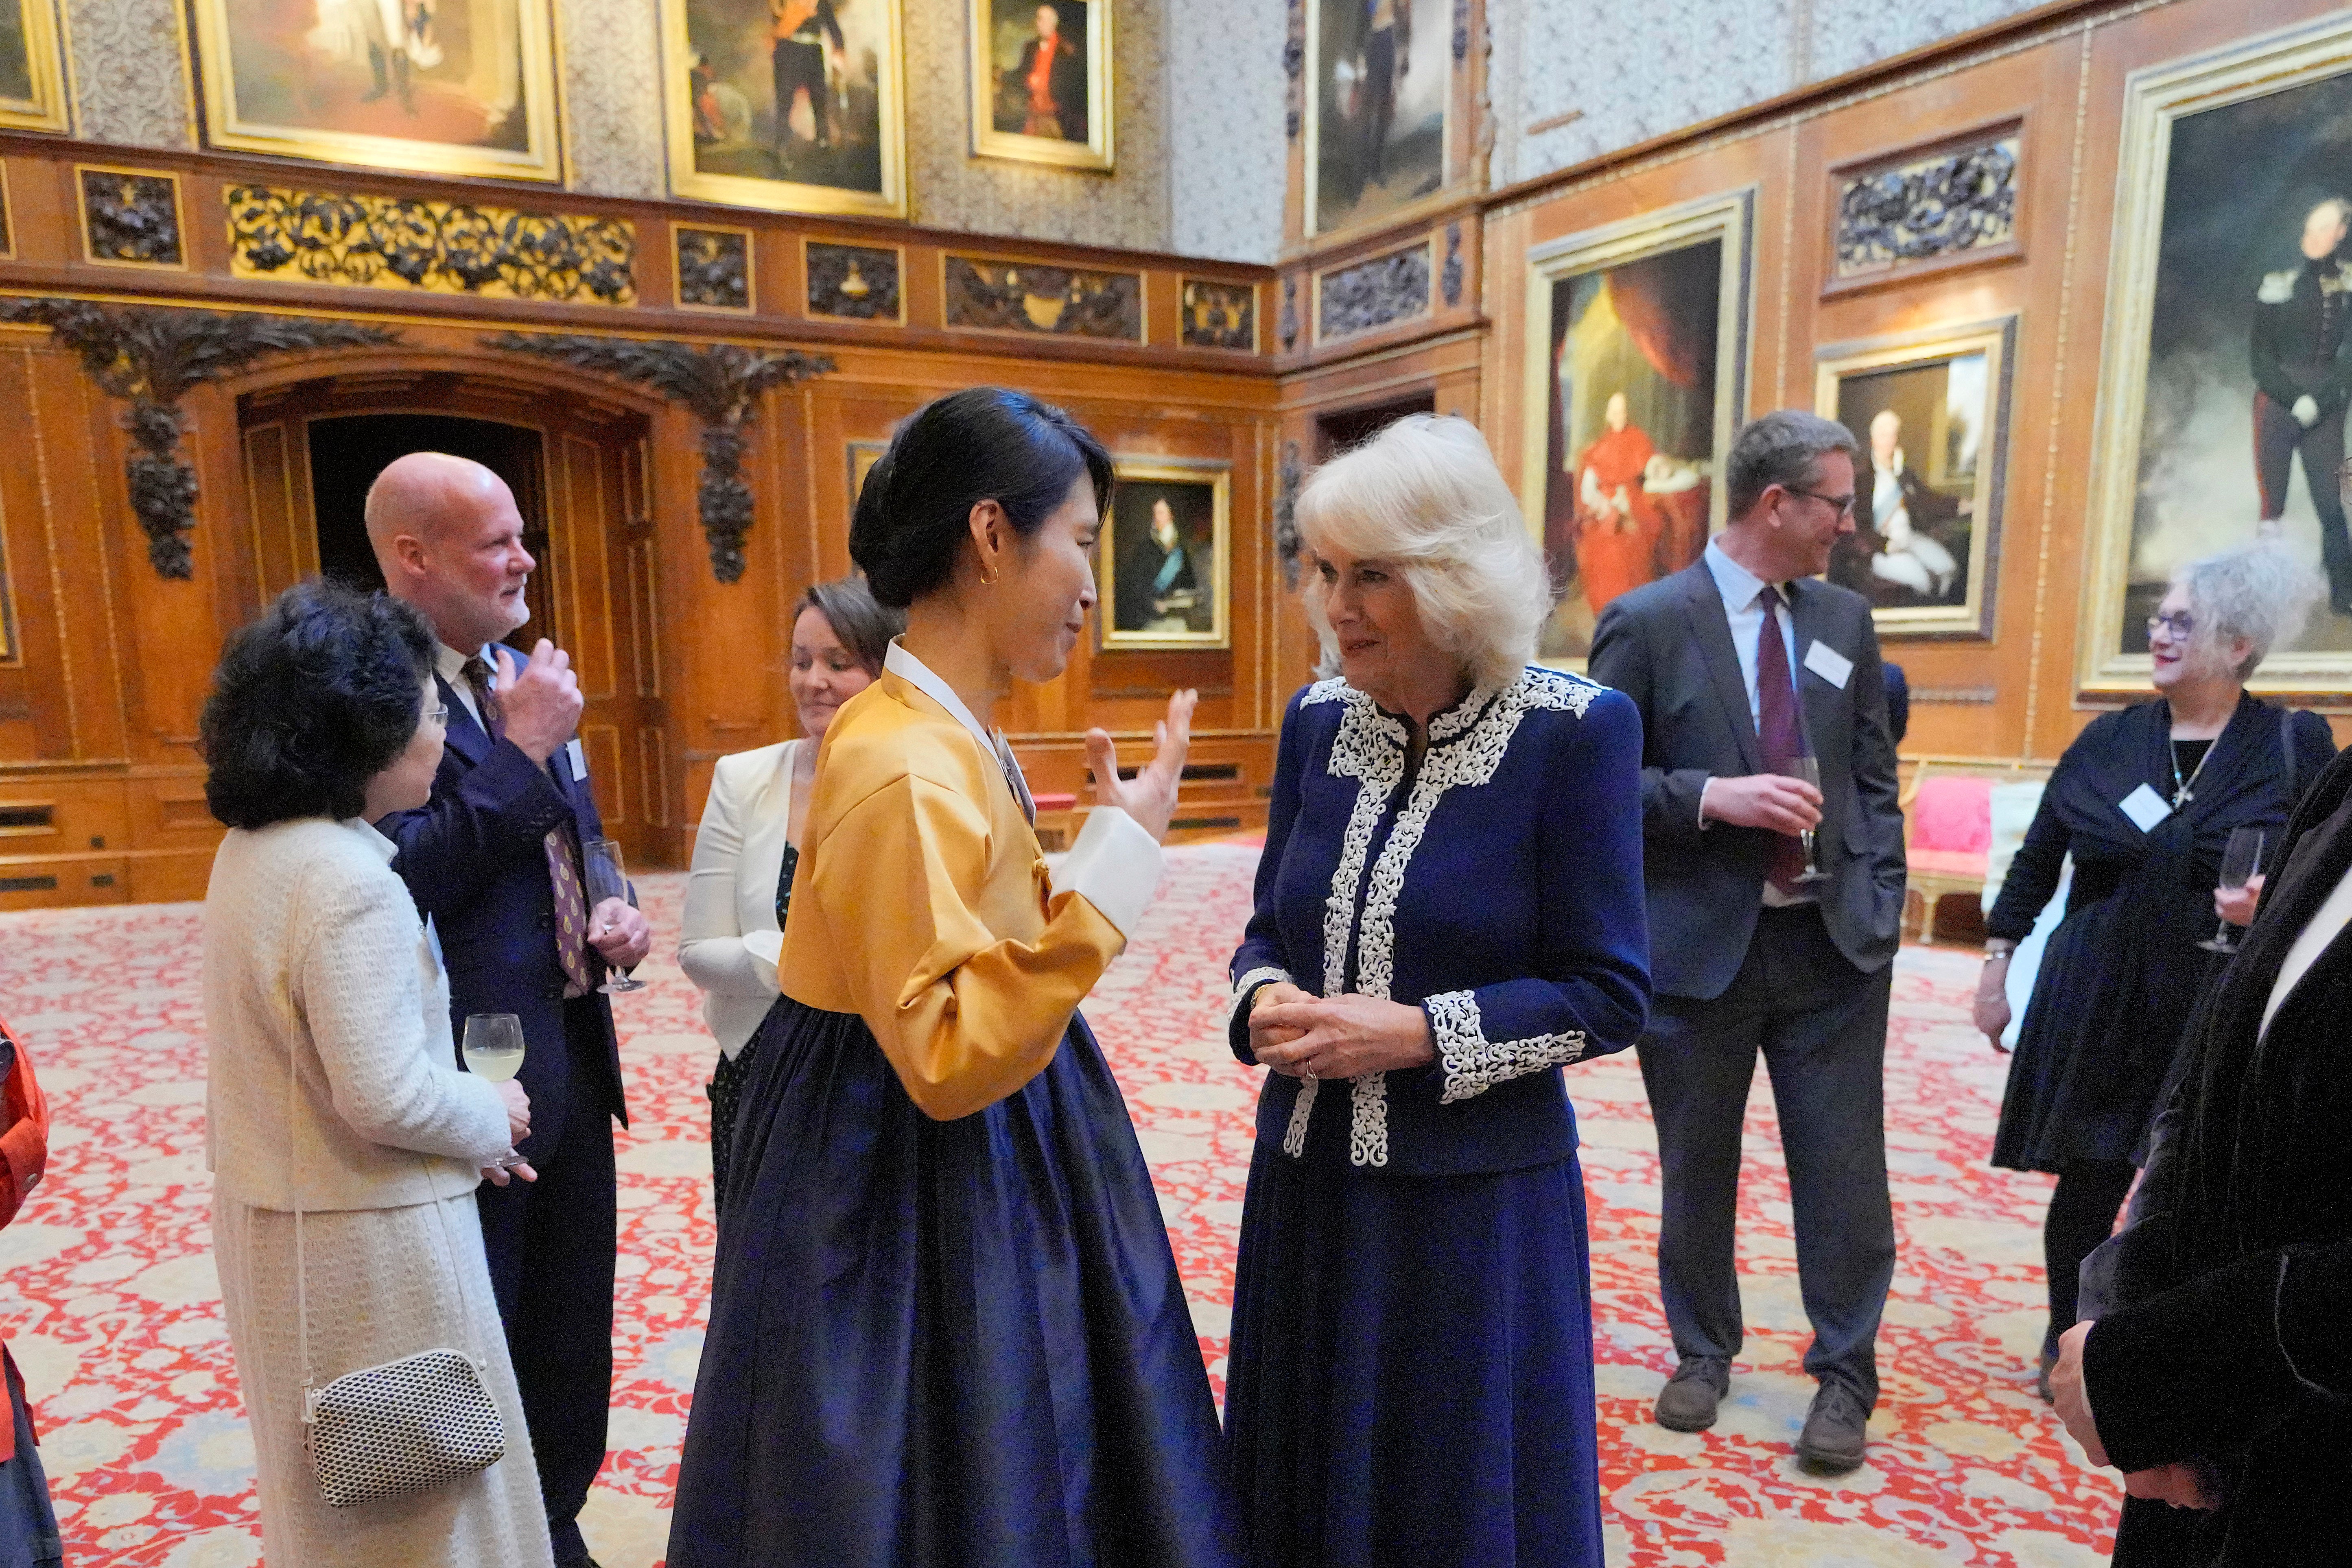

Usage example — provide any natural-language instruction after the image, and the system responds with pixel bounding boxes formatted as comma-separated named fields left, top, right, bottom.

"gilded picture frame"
left=660, top=0, right=908, bottom=220
left=0, top=0, right=70, bottom=134
left=1099, top=459, right=1230, bottom=652
left=189, top=0, right=563, bottom=181
left=1303, top=0, right=1449, bottom=240
left=1520, top=188, right=1755, bottom=666
left=1815, top=317, right=2015, bottom=641
left=848, top=438, right=887, bottom=509
left=968, top=0, right=1111, bottom=172
left=2079, top=13, right=2352, bottom=694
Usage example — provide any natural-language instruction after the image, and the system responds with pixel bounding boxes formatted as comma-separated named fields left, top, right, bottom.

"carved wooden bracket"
left=0, top=299, right=398, bottom=578
left=1275, top=439, right=1304, bottom=588
left=481, top=333, right=833, bottom=583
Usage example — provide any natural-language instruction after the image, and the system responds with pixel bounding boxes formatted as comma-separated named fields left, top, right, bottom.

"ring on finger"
left=1302, top=1063, right=1317, bottom=1082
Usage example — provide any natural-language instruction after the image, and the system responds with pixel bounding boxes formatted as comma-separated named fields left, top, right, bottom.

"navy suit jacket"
left=376, top=660, right=627, bottom=1156
left=1590, top=559, right=1907, bottom=1002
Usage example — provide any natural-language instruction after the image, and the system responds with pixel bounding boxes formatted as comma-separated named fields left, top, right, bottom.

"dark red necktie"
left=1755, top=585, right=1810, bottom=895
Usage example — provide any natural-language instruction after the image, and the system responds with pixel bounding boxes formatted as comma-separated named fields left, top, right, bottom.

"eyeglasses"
left=2147, top=612, right=2195, bottom=638
left=424, top=704, right=451, bottom=729
left=1786, top=487, right=1858, bottom=518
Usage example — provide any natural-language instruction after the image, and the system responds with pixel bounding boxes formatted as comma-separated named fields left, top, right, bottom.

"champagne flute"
left=581, top=836, right=647, bottom=994
left=2198, top=826, right=2266, bottom=954
left=1791, top=755, right=1832, bottom=883
left=463, top=1013, right=529, bottom=1169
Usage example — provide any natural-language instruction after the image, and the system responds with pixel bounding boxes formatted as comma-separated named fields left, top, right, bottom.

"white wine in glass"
left=1791, top=755, right=1831, bottom=883
left=463, top=1013, right=528, bottom=1169
left=2198, top=827, right=2266, bottom=955
left=581, top=836, right=647, bottom=994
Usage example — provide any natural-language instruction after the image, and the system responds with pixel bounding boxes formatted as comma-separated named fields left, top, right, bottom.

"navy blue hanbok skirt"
left=1224, top=1094, right=1604, bottom=1568
left=667, top=995, right=1242, bottom=1568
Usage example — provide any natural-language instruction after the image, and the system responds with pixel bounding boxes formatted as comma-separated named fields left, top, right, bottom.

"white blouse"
left=679, top=739, right=802, bottom=1061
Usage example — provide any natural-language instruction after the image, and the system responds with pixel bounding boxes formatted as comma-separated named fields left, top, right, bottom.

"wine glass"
left=463, top=1013, right=529, bottom=1169
left=581, top=836, right=647, bottom=994
left=2198, top=827, right=2266, bottom=954
left=1791, top=756, right=1832, bottom=883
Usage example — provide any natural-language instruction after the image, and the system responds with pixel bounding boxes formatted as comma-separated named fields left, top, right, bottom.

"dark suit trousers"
left=1637, top=904, right=1896, bottom=1403
left=477, top=995, right=616, bottom=1562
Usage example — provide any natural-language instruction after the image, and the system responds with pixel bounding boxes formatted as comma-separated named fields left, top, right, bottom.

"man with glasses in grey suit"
left=1590, top=410, right=1906, bottom=1475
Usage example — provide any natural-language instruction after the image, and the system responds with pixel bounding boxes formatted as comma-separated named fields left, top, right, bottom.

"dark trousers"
left=2042, top=1159, right=2136, bottom=1359
left=2254, top=391, right=2351, bottom=595
left=477, top=997, right=617, bottom=1564
left=1361, top=28, right=1396, bottom=177
left=772, top=39, right=829, bottom=146
left=1637, top=904, right=1897, bottom=1403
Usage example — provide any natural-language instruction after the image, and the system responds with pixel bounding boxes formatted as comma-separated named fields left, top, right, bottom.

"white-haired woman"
left=1224, top=415, right=1650, bottom=1568
left=1974, top=544, right=2336, bottom=1398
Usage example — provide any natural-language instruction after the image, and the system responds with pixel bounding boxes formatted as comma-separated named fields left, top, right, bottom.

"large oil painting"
left=1101, top=461, right=1229, bottom=652
left=1520, top=191, right=1753, bottom=663
left=2082, top=15, right=2352, bottom=691
left=969, top=0, right=1111, bottom=171
left=0, top=0, right=66, bottom=134
left=1307, top=0, right=1447, bottom=239
left=1818, top=318, right=2013, bottom=640
left=190, top=0, right=562, bottom=180
left=663, top=0, right=907, bottom=218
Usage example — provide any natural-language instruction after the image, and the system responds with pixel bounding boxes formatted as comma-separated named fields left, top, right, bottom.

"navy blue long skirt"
left=1223, top=1092, right=1605, bottom=1568
left=667, top=995, right=1243, bottom=1568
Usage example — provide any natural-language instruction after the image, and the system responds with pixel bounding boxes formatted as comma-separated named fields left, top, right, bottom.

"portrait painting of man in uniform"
left=661, top=0, right=907, bottom=218
left=1100, top=462, right=1230, bottom=651
left=1306, top=0, right=1448, bottom=238
left=2081, top=19, right=2352, bottom=691
left=190, top=0, right=561, bottom=179
left=1521, top=191, right=1753, bottom=664
left=969, top=0, right=1111, bottom=170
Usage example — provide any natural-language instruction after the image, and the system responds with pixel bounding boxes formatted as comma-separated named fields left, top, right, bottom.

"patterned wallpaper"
left=1166, top=0, right=1285, bottom=264
left=1486, top=0, right=2051, bottom=189
left=50, top=0, right=1262, bottom=259
left=66, top=0, right=191, bottom=150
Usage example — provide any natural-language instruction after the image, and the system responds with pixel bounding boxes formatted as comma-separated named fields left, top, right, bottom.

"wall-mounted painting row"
left=2083, top=12, right=2352, bottom=694
left=1520, top=190, right=1754, bottom=664
left=0, top=0, right=67, bottom=135
left=1817, top=318, right=2015, bottom=641
left=190, top=0, right=564, bottom=181
left=1307, top=0, right=1448, bottom=240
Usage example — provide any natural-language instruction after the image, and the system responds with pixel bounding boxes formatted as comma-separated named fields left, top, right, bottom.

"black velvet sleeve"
left=2084, top=1238, right=2352, bottom=1472
left=1984, top=759, right=2072, bottom=943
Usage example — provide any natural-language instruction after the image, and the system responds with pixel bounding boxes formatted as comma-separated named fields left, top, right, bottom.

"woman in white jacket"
left=201, top=583, right=549, bottom=1568
left=681, top=575, right=901, bottom=1211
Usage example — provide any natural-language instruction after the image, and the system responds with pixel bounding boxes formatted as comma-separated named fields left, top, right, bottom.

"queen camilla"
left=1224, top=415, right=1652, bottom=1568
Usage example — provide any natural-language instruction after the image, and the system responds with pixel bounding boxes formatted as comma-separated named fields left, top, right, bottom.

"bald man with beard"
left=366, top=453, right=650, bottom=1568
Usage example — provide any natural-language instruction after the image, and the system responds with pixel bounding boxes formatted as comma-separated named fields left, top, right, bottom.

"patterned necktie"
left=466, top=651, right=593, bottom=996
left=1754, top=585, right=1810, bottom=895
left=459, top=654, right=502, bottom=739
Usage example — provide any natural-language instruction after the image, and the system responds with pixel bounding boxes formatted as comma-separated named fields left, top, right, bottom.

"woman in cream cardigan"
left=680, top=574, right=900, bottom=1211
left=201, top=582, right=550, bottom=1568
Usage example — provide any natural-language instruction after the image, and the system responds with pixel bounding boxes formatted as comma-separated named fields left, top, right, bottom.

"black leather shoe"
left=1796, top=1380, right=1871, bottom=1474
left=1654, top=1356, right=1730, bottom=1431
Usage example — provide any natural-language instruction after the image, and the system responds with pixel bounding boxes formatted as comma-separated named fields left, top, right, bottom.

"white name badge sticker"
left=565, top=738, right=588, bottom=780
left=2118, top=782, right=2172, bottom=833
left=1803, top=639, right=1855, bottom=690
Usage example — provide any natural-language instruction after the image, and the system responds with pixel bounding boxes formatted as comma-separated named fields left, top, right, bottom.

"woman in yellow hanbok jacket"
left=668, top=387, right=1243, bottom=1567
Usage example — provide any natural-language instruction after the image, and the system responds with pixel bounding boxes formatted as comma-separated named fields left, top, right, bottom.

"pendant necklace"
left=2171, top=737, right=2216, bottom=808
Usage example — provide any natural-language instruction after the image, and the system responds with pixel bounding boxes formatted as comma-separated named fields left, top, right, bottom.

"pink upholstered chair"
left=1905, top=772, right=1994, bottom=944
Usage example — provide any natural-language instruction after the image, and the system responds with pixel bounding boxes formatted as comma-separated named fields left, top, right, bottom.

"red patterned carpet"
left=0, top=843, right=2119, bottom=1566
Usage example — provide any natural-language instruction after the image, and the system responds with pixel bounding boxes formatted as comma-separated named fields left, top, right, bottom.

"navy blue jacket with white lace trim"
left=1226, top=667, right=1652, bottom=1178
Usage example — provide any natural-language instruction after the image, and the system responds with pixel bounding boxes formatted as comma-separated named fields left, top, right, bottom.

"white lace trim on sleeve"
left=1426, top=989, right=1589, bottom=1105
left=1228, top=965, right=1295, bottom=1035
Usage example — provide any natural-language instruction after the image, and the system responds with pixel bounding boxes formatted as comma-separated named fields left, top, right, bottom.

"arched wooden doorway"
left=235, top=369, right=675, bottom=868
